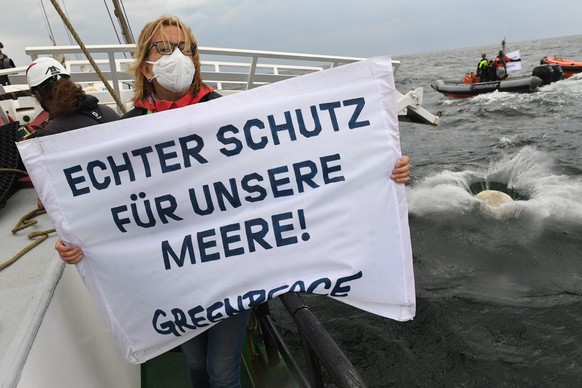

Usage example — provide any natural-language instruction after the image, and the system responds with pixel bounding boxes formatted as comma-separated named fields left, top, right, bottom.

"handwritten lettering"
left=152, top=271, right=364, bottom=336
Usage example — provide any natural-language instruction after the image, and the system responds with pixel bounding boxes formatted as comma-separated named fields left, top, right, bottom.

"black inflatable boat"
left=431, top=64, right=564, bottom=99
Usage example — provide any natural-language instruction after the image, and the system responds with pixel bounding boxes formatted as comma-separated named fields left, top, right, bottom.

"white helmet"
left=26, top=57, right=70, bottom=88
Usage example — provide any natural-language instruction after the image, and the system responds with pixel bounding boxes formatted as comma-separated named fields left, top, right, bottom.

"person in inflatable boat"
left=494, top=50, right=520, bottom=80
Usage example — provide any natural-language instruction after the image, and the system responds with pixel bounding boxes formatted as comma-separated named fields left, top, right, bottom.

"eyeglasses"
left=147, top=41, right=197, bottom=56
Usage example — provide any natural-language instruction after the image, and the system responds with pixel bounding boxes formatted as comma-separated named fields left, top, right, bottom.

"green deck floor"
left=141, top=349, right=191, bottom=388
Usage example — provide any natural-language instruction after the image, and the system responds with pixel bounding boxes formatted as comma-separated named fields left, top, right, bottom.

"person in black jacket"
left=0, top=41, right=16, bottom=86
left=26, top=57, right=119, bottom=136
left=476, top=53, right=489, bottom=81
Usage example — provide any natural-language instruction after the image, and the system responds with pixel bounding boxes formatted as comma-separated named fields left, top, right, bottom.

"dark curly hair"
left=38, top=78, right=86, bottom=118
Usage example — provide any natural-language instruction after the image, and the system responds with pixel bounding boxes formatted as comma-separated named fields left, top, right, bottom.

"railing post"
left=299, top=332, right=324, bottom=387
left=246, top=56, right=259, bottom=90
left=280, top=293, right=368, bottom=388
left=255, top=303, right=281, bottom=368
left=253, top=303, right=311, bottom=388
left=106, top=48, right=122, bottom=112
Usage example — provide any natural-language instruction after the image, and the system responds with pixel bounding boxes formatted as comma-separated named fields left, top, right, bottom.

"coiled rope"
left=0, top=167, right=57, bottom=271
left=2, top=210, right=57, bottom=271
left=0, top=207, right=56, bottom=271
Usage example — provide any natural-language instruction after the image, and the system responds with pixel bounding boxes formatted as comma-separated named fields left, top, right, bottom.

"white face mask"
left=146, top=48, right=195, bottom=93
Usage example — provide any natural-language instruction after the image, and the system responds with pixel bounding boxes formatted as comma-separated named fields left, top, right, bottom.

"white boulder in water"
left=475, top=190, right=521, bottom=219
left=475, top=190, right=514, bottom=207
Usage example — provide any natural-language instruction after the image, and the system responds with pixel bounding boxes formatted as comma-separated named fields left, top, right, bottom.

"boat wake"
left=440, top=75, right=582, bottom=117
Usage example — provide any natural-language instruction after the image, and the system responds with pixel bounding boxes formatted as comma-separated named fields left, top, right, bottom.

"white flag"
left=506, top=50, right=522, bottom=72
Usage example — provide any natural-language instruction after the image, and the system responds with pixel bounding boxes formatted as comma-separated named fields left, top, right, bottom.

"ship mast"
left=111, top=0, right=135, bottom=44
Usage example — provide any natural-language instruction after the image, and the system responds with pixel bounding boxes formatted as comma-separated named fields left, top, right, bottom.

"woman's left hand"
left=390, top=155, right=411, bottom=184
left=55, top=239, right=84, bottom=264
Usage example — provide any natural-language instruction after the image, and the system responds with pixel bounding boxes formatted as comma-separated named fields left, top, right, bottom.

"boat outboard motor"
left=550, top=64, right=564, bottom=82
left=531, top=64, right=554, bottom=86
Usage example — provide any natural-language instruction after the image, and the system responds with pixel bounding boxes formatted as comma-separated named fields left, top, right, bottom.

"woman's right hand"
left=55, top=239, right=84, bottom=264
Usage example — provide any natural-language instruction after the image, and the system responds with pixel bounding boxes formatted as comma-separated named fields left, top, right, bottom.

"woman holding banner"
left=55, top=15, right=411, bottom=388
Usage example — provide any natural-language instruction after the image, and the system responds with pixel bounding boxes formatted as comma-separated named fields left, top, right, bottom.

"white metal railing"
left=1, top=44, right=438, bottom=125
left=6, top=44, right=371, bottom=94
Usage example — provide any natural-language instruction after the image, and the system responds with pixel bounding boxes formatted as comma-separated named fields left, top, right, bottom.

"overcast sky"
left=2, top=0, right=582, bottom=67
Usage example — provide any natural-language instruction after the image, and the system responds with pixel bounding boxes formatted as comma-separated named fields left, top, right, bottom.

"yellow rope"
left=1, top=208, right=56, bottom=271
left=11, top=208, right=46, bottom=233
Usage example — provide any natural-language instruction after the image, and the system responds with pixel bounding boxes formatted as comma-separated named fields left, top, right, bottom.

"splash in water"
left=408, top=146, right=582, bottom=224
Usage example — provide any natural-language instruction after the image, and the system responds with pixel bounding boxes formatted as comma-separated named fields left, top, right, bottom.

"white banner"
left=17, top=56, right=415, bottom=364
left=506, top=49, right=522, bottom=72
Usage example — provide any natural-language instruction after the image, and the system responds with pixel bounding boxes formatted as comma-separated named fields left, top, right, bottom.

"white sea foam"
left=408, top=146, right=582, bottom=224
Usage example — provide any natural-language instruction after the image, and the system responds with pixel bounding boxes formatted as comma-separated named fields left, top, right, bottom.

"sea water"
left=274, top=34, right=582, bottom=387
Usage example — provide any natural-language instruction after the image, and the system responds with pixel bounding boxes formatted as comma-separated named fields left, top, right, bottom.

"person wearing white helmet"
left=26, top=56, right=69, bottom=88
left=26, top=56, right=119, bottom=137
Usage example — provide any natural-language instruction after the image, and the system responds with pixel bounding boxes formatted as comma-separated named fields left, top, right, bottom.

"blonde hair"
left=129, top=15, right=206, bottom=103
